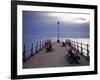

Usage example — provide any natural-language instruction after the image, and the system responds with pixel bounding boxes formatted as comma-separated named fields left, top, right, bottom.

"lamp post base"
left=57, top=40, right=60, bottom=43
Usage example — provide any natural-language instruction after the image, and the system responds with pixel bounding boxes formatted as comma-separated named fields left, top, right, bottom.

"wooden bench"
left=66, top=48, right=80, bottom=64
left=46, top=44, right=53, bottom=52
left=61, top=42, right=66, bottom=47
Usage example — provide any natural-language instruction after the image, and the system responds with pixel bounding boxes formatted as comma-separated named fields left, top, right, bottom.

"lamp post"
left=57, top=21, right=60, bottom=43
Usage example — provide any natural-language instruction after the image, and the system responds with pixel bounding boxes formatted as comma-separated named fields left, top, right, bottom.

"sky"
left=23, top=11, right=90, bottom=39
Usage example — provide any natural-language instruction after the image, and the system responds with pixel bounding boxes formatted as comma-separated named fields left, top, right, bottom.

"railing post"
left=44, top=41, right=46, bottom=47
left=73, top=41, right=74, bottom=48
left=72, top=40, right=73, bottom=47
left=39, top=41, right=41, bottom=51
left=23, top=44, right=26, bottom=62
left=77, top=42, right=79, bottom=52
left=67, top=40, right=68, bottom=45
left=35, top=42, right=38, bottom=53
left=42, top=41, right=43, bottom=48
left=74, top=41, right=75, bottom=49
left=67, top=40, right=69, bottom=45
left=30, top=43, right=33, bottom=56
left=43, top=41, right=44, bottom=48
left=70, top=40, right=71, bottom=46
left=81, top=43, right=83, bottom=55
left=87, top=44, right=89, bottom=60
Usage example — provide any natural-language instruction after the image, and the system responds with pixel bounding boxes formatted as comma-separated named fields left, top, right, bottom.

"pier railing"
left=65, top=39, right=89, bottom=60
left=23, top=39, right=51, bottom=62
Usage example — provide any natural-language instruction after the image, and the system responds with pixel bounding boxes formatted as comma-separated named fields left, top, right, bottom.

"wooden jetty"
left=23, top=39, right=89, bottom=68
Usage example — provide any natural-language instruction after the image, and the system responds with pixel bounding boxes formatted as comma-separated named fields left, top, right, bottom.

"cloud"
left=47, top=12, right=89, bottom=23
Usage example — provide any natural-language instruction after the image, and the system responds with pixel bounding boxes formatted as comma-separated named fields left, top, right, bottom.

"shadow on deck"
left=23, top=42, right=89, bottom=69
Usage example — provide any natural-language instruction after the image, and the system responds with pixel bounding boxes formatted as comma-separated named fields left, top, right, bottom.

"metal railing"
left=23, top=39, right=51, bottom=62
left=65, top=39, right=89, bottom=60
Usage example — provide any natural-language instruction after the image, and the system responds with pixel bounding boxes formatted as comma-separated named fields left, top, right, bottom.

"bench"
left=66, top=49, right=80, bottom=64
left=46, top=44, right=53, bottom=52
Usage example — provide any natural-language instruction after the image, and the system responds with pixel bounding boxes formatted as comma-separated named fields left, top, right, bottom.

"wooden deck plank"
left=23, top=42, right=89, bottom=69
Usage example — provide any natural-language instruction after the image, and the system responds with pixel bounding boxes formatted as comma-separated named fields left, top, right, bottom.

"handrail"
left=65, top=39, right=89, bottom=60
left=23, top=39, right=51, bottom=62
